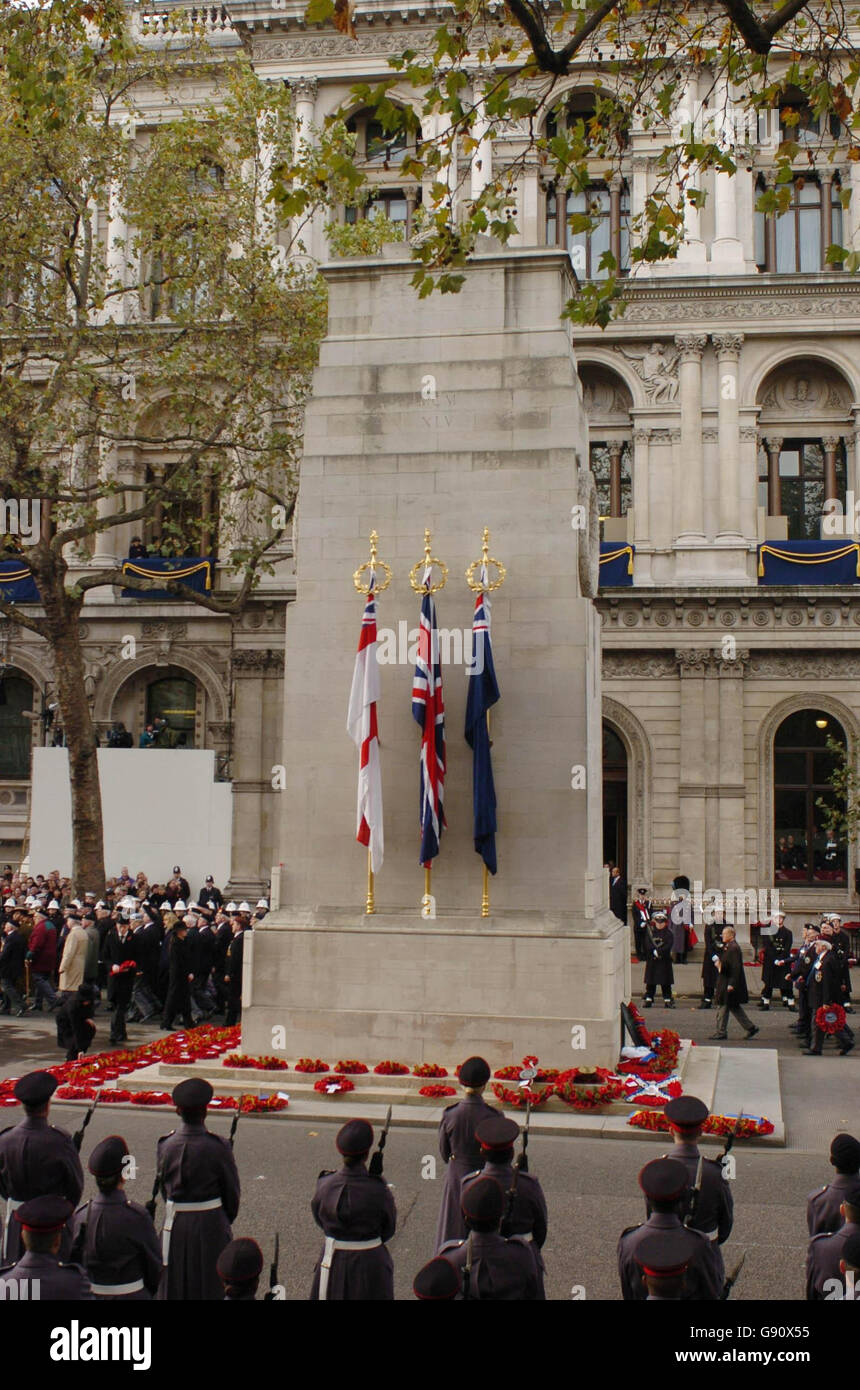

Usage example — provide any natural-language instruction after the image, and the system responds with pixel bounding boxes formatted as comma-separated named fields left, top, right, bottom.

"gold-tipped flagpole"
left=466, top=527, right=506, bottom=919
left=411, top=529, right=448, bottom=914
left=353, top=530, right=391, bottom=916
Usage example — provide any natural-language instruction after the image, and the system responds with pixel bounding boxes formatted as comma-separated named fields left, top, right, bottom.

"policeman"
left=0, top=1196, right=91, bottom=1299
left=217, top=1237, right=264, bottom=1301
left=807, top=1133, right=860, bottom=1236
left=635, top=1228, right=703, bottom=1301
left=0, top=1070, right=83, bottom=1262
left=310, top=1119, right=396, bottom=1300
left=154, top=1078, right=240, bottom=1301
left=806, top=1180, right=860, bottom=1299
left=461, top=1115, right=548, bottom=1296
left=438, top=1176, right=538, bottom=1300
left=662, top=1094, right=732, bottom=1288
left=618, top=1158, right=721, bottom=1301
left=435, top=1055, right=499, bottom=1251
left=413, top=1256, right=461, bottom=1301
left=70, top=1135, right=162, bottom=1299
left=643, top=909, right=675, bottom=1008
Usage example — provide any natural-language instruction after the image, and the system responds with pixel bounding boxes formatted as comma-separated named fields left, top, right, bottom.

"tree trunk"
left=36, top=565, right=106, bottom=895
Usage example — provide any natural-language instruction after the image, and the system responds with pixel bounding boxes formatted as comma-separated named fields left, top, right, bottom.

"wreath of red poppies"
left=815, top=1004, right=847, bottom=1035
left=222, top=1053, right=289, bottom=1071
left=334, top=1060, right=369, bottom=1074
left=373, top=1060, right=409, bottom=1075
left=628, top=1109, right=774, bottom=1139
left=313, top=1075, right=354, bottom=1095
left=418, top=1084, right=457, bottom=1098
left=413, top=1063, right=448, bottom=1078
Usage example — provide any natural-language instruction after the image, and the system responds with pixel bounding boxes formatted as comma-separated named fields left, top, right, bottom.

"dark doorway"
left=603, top=721, right=628, bottom=875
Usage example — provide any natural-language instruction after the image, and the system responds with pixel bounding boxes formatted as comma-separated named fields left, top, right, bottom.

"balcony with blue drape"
left=757, top=540, right=860, bottom=585
left=120, top=556, right=214, bottom=599
left=599, top=541, right=635, bottom=587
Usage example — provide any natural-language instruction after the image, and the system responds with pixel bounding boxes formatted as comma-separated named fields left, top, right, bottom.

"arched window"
left=603, top=721, right=627, bottom=874
left=145, top=674, right=197, bottom=747
left=0, top=675, right=34, bottom=778
left=774, top=709, right=846, bottom=885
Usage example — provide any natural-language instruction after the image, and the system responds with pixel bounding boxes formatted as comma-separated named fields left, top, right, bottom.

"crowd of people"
left=0, top=1060, right=857, bottom=1300
left=0, top=865, right=268, bottom=1049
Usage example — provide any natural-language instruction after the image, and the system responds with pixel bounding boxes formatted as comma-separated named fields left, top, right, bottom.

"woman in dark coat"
left=310, top=1119, right=396, bottom=1300
left=434, top=1056, right=499, bottom=1251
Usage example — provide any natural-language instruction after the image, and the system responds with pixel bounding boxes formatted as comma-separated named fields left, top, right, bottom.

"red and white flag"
left=347, top=581, right=383, bottom=872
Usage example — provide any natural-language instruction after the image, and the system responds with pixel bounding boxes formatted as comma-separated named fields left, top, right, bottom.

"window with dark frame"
left=773, top=709, right=846, bottom=886
left=757, top=437, right=847, bottom=539
left=755, top=174, right=843, bottom=273
left=546, top=182, right=630, bottom=278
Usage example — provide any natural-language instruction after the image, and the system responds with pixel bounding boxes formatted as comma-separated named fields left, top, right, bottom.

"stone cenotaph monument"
left=242, top=247, right=629, bottom=1068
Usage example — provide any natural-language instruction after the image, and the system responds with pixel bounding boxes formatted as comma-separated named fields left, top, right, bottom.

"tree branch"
left=764, top=0, right=816, bottom=41
left=0, top=596, right=47, bottom=637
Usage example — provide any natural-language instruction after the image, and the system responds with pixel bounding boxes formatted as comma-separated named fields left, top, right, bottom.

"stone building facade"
left=3, top=2, right=860, bottom=922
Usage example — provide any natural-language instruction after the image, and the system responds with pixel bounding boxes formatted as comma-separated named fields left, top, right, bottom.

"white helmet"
left=238, top=901, right=251, bottom=913
left=3, top=897, right=15, bottom=908
left=225, top=901, right=237, bottom=913
left=256, top=899, right=269, bottom=909
left=161, top=900, right=172, bottom=910
left=48, top=899, right=60, bottom=910
left=174, top=900, right=187, bottom=912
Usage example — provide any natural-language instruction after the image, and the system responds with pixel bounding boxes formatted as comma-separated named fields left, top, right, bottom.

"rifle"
left=462, top=1231, right=473, bottom=1301
left=721, top=1251, right=745, bottom=1300
left=683, top=1154, right=704, bottom=1229
left=145, top=1168, right=161, bottom=1220
left=72, top=1086, right=102, bottom=1153
left=368, top=1105, right=392, bottom=1177
left=263, top=1232, right=280, bottom=1300
left=229, top=1096, right=245, bottom=1149
left=718, top=1109, right=745, bottom=1169
left=500, top=1098, right=531, bottom=1237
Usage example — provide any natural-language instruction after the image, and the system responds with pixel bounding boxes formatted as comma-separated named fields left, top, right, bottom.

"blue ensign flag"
left=464, top=585, right=500, bottom=874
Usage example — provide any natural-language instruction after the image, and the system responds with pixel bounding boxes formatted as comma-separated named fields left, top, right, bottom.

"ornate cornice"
left=616, top=276, right=860, bottom=326
left=674, top=333, right=708, bottom=360
left=230, top=648, right=285, bottom=675
left=598, top=589, right=860, bottom=632
left=712, top=332, right=744, bottom=358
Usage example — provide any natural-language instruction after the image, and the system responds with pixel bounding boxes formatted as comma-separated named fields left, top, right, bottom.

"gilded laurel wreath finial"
left=353, top=529, right=392, bottom=595
left=466, top=526, right=506, bottom=592
left=409, top=528, right=448, bottom=594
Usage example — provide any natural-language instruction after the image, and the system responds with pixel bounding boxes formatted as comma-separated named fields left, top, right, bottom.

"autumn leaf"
left=332, top=0, right=357, bottom=40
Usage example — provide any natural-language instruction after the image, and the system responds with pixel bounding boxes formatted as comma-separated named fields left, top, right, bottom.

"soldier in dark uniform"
left=438, top=1176, right=539, bottom=1300
left=803, top=940, right=855, bottom=1056
left=461, top=1115, right=548, bottom=1296
left=635, top=1228, right=703, bottom=1301
left=807, top=1133, right=860, bottom=1236
left=643, top=909, right=674, bottom=1008
left=70, top=1135, right=162, bottom=1299
left=806, top=1181, right=860, bottom=1299
left=310, top=1119, right=396, bottom=1300
left=0, top=1070, right=83, bottom=1263
left=661, top=1095, right=732, bottom=1288
left=617, top=1158, right=722, bottom=1301
left=413, top=1256, right=461, bottom=1300
left=155, top=1078, right=240, bottom=1301
left=700, top=909, right=725, bottom=1009
left=0, top=1196, right=91, bottom=1300
left=758, top=912, right=793, bottom=1010
left=825, top=916, right=854, bottom=1013
left=434, top=1055, right=499, bottom=1250
left=631, top=887, right=652, bottom=961
left=217, top=1237, right=264, bottom=1301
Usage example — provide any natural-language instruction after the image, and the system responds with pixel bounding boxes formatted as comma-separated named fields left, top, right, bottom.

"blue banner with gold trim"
left=0, top=561, right=39, bottom=602
left=120, top=556, right=213, bottom=599
left=599, top=541, right=635, bottom=587
left=757, top=540, right=860, bottom=585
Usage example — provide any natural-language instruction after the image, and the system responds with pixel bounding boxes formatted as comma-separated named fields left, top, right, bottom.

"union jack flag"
left=412, top=582, right=446, bottom=866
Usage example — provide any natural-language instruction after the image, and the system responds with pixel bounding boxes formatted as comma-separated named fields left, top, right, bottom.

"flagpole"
left=466, top=527, right=506, bottom=919
left=366, top=848, right=375, bottom=916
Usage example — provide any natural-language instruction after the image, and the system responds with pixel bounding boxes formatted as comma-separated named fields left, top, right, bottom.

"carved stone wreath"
left=577, top=466, right=600, bottom=600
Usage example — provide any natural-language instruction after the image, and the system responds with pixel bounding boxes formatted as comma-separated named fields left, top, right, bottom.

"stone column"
left=739, top=424, right=760, bottom=544
left=821, top=173, right=834, bottom=268
left=852, top=413, right=860, bottom=504
left=717, top=650, right=751, bottom=948
left=673, top=82, right=707, bottom=268
left=675, top=334, right=708, bottom=540
left=608, top=441, right=623, bottom=516
left=631, top=428, right=651, bottom=543
left=710, top=80, right=746, bottom=273
left=226, top=649, right=284, bottom=896
left=630, top=157, right=650, bottom=274
left=677, top=650, right=710, bottom=890
left=290, top=78, right=318, bottom=252
left=713, top=333, right=744, bottom=540
left=104, top=181, right=127, bottom=323
left=849, top=161, right=860, bottom=250
left=765, top=437, right=783, bottom=515
left=822, top=435, right=841, bottom=506
left=469, top=68, right=493, bottom=201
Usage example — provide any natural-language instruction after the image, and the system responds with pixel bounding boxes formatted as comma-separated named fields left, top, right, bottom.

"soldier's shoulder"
left=317, top=1169, right=336, bottom=1181
left=809, top=1230, right=834, bottom=1245
left=437, top=1240, right=463, bottom=1254
left=619, top=1224, right=643, bottom=1241
left=442, top=1102, right=460, bottom=1114
left=461, top=1169, right=482, bottom=1184
left=0, top=1125, right=15, bottom=1141
left=156, top=1131, right=176, bottom=1147
left=807, top=1184, right=829, bottom=1202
